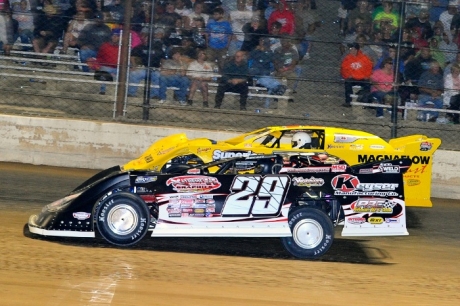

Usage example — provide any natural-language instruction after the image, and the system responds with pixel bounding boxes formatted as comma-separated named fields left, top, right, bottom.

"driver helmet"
left=291, top=132, right=312, bottom=149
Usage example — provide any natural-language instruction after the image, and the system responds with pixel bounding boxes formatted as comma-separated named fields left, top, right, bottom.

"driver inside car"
left=291, top=132, right=312, bottom=149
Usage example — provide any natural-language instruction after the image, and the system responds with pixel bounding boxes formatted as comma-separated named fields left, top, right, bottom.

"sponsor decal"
left=350, top=144, right=364, bottom=150
left=369, top=145, right=385, bottom=150
left=420, top=142, right=432, bottom=151
left=181, top=213, right=189, bottom=217
left=157, top=147, right=174, bottom=155
left=187, top=168, right=201, bottom=174
left=385, top=218, right=400, bottom=223
left=189, top=213, right=205, bottom=217
left=358, top=155, right=430, bottom=165
left=350, top=198, right=395, bottom=213
left=206, top=212, right=213, bottom=217
left=194, top=208, right=205, bottom=213
left=180, top=203, right=193, bottom=208
left=324, top=157, right=341, bottom=164
left=280, top=167, right=330, bottom=173
left=194, top=204, right=207, bottom=209
left=136, top=187, right=152, bottom=193
left=359, top=168, right=373, bottom=174
left=206, top=205, right=216, bottom=213
left=144, top=154, right=153, bottom=163
left=407, top=179, right=421, bottom=186
left=333, top=134, right=360, bottom=143
left=182, top=208, right=193, bottom=213
left=331, top=164, right=347, bottom=172
left=166, top=175, right=221, bottom=193
left=327, top=144, right=344, bottom=149
left=196, top=194, right=214, bottom=199
left=140, top=194, right=156, bottom=203
left=212, top=149, right=253, bottom=160
left=331, top=174, right=399, bottom=196
left=378, top=163, right=400, bottom=173
left=369, top=217, right=384, bottom=224
left=206, top=199, right=215, bottom=204
left=197, top=147, right=211, bottom=154
left=194, top=199, right=206, bottom=204
left=292, top=176, right=325, bottom=187
left=135, top=176, right=157, bottom=184
left=73, top=212, right=91, bottom=220
left=347, top=217, right=366, bottom=225
left=167, top=208, right=181, bottom=214
left=169, top=213, right=181, bottom=218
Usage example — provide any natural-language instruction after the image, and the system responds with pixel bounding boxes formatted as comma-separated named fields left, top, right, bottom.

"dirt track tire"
left=281, top=207, right=334, bottom=259
left=96, top=192, right=150, bottom=246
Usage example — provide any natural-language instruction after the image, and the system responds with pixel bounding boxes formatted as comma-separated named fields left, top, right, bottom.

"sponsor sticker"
left=347, top=217, right=366, bottom=225
left=331, top=174, right=399, bottom=196
left=73, top=212, right=91, bottom=220
left=144, top=154, right=153, bottom=163
left=157, top=147, right=174, bottom=155
left=358, top=155, right=430, bottom=165
left=407, top=179, right=421, bottom=186
left=187, top=168, right=201, bottom=174
left=333, top=134, right=360, bottom=143
left=212, top=150, right=252, bottom=160
left=197, top=147, right=211, bottom=154
left=368, top=217, right=384, bottom=224
left=166, top=175, right=221, bottom=193
left=378, top=163, right=400, bottom=173
left=420, top=142, right=432, bottom=151
left=135, top=176, right=157, bottom=184
left=350, top=198, right=395, bottom=213
left=292, top=176, right=325, bottom=187
left=350, top=144, right=364, bottom=150
left=385, top=218, right=400, bottom=223
left=331, top=164, right=347, bottom=172
left=280, top=167, right=330, bottom=173
left=328, top=144, right=344, bottom=149
left=369, top=145, right=385, bottom=150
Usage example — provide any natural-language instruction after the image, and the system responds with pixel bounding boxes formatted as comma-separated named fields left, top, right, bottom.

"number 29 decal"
left=221, top=175, right=291, bottom=217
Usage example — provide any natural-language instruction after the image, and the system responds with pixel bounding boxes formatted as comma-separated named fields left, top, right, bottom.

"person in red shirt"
left=268, top=0, right=295, bottom=35
left=340, top=42, right=373, bottom=107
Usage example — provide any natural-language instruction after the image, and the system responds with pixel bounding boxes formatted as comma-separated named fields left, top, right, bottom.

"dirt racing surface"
left=0, top=162, right=459, bottom=306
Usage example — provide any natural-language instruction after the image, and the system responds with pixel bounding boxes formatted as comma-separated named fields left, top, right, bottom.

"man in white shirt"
left=228, top=0, right=253, bottom=56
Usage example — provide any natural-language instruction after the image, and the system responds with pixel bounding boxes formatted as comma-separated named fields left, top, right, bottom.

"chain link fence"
left=0, top=0, right=459, bottom=150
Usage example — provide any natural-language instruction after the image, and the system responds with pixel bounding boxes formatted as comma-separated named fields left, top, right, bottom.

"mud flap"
left=341, top=198, right=409, bottom=236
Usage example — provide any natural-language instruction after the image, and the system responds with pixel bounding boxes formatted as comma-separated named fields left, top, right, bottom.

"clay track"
left=0, top=162, right=459, bottom=305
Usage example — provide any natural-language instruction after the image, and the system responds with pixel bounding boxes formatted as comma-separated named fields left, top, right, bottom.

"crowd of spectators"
left=0, top=0, right=321, bottom=110
left=338, top=0, right=460, bottom=123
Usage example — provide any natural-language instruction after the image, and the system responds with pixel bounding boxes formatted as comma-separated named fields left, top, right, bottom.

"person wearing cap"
left=32, top=5, right=66, bottom=56
left=340, top=42, right=373, bottom=107
left=370, top=57, right=395, bottom=118
left=241, top=15, right=268, bottom=53
left=438, top=1, right=457, bottom=43
left=405, top=8, right=433, bottom=42
left=372, top=1, right=399, bottom=34
left=206, top=7, right=233, bottom=69
left=268, top=0, right=295, bottom=35
left=77, top=12, right=112, bottom=72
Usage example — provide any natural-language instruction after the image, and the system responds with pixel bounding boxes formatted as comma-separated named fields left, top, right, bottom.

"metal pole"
left=115, top=0, right=133, bottom=117
left=143, top=0, right=156, bottom=120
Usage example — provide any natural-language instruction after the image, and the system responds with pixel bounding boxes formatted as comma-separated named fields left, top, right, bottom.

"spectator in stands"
left=78, top=12, right=111, bottom=72
left=372, top=1, right=399, bottom=34
left=268, top=0, right=295, bottom=35
left=443, top=62, right=460, bottom=108
left=228, top=0, right=253, bottom=56
left=340, top=22, right=369, bottom=55
left=159, top=1, right=182, bottom=30
left=180, top=36, right=196, bottom=62
left=438, top=1, right=457, bottom=43
left=268, top=20, right=282, bottom=52
left=428, top=36, right=446, bottom=69
left=62, top=11, right=93, bottom=54
left=206, top=7, right=232, bottom=69
left=370, top=57, right=395, bottom=118
left=190, top=16, right=207, bottom=49
left=431, top=0, right=450, bottom=25
left=249, top=37, right=285, bottom=109
left=158, top=47, right=190, bottom=105
left=164, top=17, right=190, bottom=55
left=293, top=0, right=320, bottom=60
left=186, top=48, right=213, bottom=107
left=356, top=33, right=378, bottom=65
left=131, top=1, right=153, bottom=33
left=0, top=2, right=14, bottom=55
left=404, top=47, right=433, bottom=85
left=444, top=51, right=460, bottom=78
left=274, top=36, right=301, bottom=97
left=405, top=8, right=433, bottom=43
left=128, top=30, right=165, bottom=98
left=92, top=28, right=122, bottom=95
left=340, top=42, right=373, bottom=107
left=175, top=0, right=192, bottom=19
left=374, top=46, right=405, bottom=74
left=184, top=0, right=209, bottom=30
left=32, top=4, right=66, bottom=57
left=106, top=0, right=124, bottom=24
left=265, top=0, right=278, bottom=21
left=417, top=60, right=444, bottom=122
left=202, top=0, right=222, bottom=15
left=214, top=50, right=249, bottom=110
left=347, top=1, right=371, bottom=33
left=241, top=15, right=267, bottom=53
left=12, top=0, right=34, bottom=48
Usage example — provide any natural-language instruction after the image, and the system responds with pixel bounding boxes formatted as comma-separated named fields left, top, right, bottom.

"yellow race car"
left=123, top=126, right=441, bottom=207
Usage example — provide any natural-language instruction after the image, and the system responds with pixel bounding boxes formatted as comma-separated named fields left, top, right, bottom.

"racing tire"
left=96, top=192, right=150, bottom=247
left=281, top=207, right=334, bottom=259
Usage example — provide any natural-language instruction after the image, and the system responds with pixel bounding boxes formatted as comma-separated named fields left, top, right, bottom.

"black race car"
left=27, top=153, right=411, bottom=259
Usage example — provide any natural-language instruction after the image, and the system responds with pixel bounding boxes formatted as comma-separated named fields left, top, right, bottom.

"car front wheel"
left=96, top=192, right=150, bottom=246
left=281, top=207, right=334, bottom=259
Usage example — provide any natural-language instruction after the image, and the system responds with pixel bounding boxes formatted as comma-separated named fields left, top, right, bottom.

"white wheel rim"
left=292, top=219, right=324, bottom=249
left=107, top=204, right=138, bottom=236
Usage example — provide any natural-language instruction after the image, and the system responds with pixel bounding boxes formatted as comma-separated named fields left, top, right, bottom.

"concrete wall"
left=1, top=114, right=459, bottom=199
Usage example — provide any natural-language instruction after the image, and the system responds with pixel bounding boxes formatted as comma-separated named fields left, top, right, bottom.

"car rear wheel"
left=96, top=192, right=150, bottom=246
left=281, top=207, right=334, bottom=259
